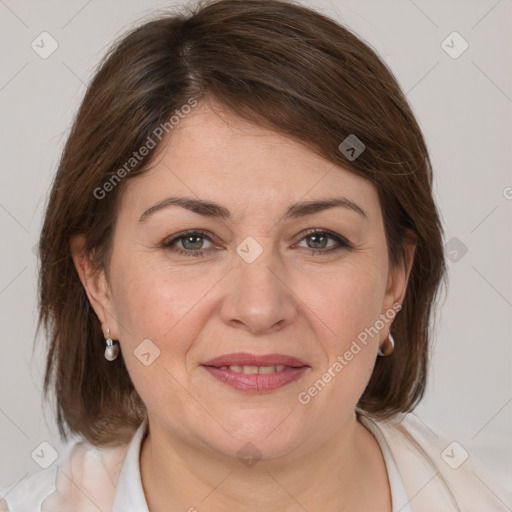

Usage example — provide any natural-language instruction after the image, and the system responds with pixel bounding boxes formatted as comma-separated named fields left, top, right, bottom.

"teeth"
left=222, top=365, right=287, bottom=374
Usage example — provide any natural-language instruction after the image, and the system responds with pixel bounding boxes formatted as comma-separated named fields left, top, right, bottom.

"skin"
left=71, top=99, right=415, bottom=512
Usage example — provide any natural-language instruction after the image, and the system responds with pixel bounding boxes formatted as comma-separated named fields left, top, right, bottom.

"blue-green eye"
left=162, top=229, right=213, bottom=257
left=296, top=229, right=350, bottom=254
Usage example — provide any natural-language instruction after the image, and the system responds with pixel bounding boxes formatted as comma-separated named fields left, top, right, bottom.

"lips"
left=201, top=352, right=309, bottom=368
left=200, top=352, right=310, bottom=392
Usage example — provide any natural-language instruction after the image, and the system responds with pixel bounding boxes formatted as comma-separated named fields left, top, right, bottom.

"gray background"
left=1, top=0, right=511, bottom=496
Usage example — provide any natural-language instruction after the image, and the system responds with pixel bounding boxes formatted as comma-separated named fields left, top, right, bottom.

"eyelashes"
left=162, top=228, right=351, bottom=258
left=162, top=229, right=212, bottom=258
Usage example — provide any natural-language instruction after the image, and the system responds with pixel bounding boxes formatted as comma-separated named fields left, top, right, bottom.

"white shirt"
left=1, top=412, right=510, bottom=511
left=358, top=414, right=412, bottom=511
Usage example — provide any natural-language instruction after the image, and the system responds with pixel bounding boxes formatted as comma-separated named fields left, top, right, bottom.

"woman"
left=1, top=0, right=510, bottom=510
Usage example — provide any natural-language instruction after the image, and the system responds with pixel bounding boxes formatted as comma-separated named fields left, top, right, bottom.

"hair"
left=37, top=0, right=447, bottom=446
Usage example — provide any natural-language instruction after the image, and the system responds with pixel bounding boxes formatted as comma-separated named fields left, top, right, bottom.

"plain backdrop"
left=0, top=0, right=511, bottom=496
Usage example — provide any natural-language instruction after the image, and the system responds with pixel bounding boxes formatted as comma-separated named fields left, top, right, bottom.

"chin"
left=200, top=409, right=310, bottom=461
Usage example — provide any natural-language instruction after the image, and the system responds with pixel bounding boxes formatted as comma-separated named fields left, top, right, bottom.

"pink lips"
left=200, top=352, right=310, bottom=392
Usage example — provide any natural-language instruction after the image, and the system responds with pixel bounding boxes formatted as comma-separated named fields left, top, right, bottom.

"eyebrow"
left=138, top=196, right=368, bottom=222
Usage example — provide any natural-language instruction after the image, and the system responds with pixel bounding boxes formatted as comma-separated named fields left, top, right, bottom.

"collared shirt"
left=358, top=414, right=412, bottom=511
left=1, top=412, right=510, bottom=511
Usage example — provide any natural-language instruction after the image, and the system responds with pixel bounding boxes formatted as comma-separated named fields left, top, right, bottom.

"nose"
left=220, top=244, right=299, bottom=335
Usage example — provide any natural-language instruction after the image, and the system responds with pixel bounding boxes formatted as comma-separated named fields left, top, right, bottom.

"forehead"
left=119, top=100, right=380, bottom=223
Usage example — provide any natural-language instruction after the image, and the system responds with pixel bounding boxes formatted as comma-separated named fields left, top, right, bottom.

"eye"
left=162, top=230, right=215, bottom=257
left=295, top=229, right=350, bottom=255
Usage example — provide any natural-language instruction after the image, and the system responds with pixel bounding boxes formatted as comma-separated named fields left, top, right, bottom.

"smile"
left=200, top=352, right=310, bottom=392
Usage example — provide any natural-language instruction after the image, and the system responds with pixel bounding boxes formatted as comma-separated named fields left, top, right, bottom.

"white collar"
left=358, top=413, right=412, bottom=512
left=111, top=416, right=150, bottom=512
left=109, top=414, right=408, bottom=512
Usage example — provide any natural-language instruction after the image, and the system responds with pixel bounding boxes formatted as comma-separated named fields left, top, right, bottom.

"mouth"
left=200, top=352, right=310, bottom=392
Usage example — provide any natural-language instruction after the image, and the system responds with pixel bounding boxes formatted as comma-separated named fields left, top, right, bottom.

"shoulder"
left=360, top=411, right=512, bottom=511
left=0, top=464, right=58, bottom=511
left=0, top=435, right=131, bottom=512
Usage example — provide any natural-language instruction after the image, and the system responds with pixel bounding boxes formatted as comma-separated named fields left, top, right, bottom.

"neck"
left=139, top=413, right=391, bottom=512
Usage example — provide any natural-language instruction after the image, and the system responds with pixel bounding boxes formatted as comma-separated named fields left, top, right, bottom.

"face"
left=76, top=99, right=414, bottom=461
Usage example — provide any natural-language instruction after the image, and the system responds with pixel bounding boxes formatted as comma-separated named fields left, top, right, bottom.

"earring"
left=104, top=328, right=119, bottom=361
left=378, top=332, right=395, bottom=357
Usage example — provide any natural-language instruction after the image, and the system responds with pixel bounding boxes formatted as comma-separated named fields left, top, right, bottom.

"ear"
left=70, top=234, right=119, bottom=340
left=382, top=230, right=417, bottom=314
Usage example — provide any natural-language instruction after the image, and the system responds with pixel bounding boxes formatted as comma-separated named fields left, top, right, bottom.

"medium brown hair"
left=37, top=0, right=447, bottom=446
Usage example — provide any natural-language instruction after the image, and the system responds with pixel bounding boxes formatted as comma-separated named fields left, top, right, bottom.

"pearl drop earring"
left=104, top=328, right=119, bottom=361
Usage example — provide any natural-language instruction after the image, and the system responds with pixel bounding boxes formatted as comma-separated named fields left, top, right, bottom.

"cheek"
left=295, top=258, right=386, bottom=408
left=296, top=272, right=382, bottom=423
left=110, top=261, right=239, bottom=439
left=305, top=259, right=387, bottom=351
left=109, top=260, right=209, bottom=418
left=110, top=253, right=221, bottom=365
